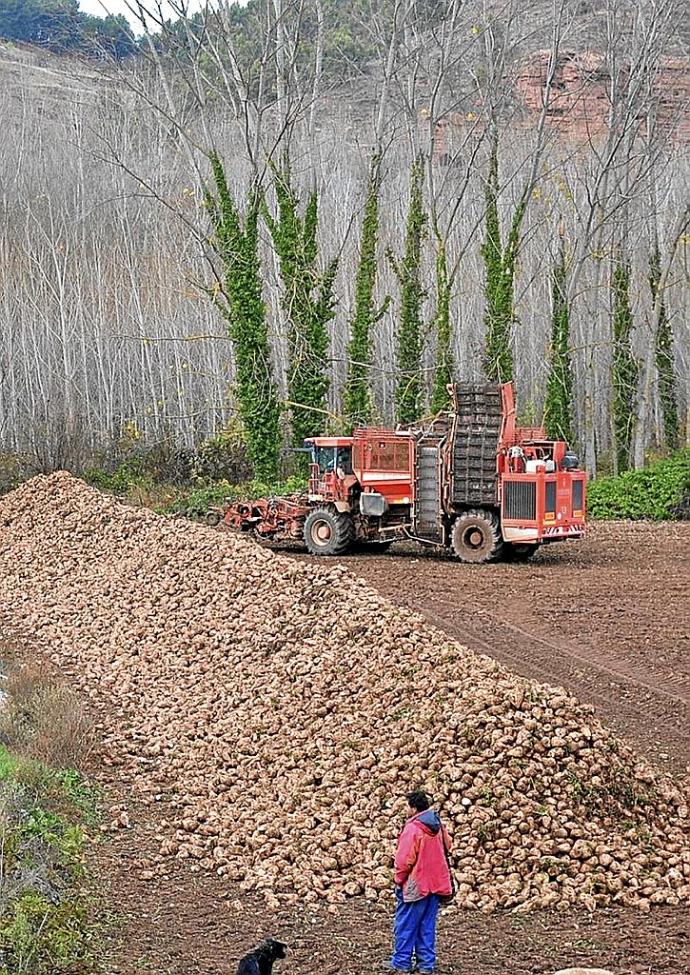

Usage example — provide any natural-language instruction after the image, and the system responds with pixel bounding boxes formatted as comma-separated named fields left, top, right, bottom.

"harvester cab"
left=221, top=381, right=586, bottom=562
left=305, top=438, right=357, bottom=505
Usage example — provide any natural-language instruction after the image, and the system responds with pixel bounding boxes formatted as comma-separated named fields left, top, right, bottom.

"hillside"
left=0, top=37, right=102, bottom=110
left=0, top=0, right=136, bottom=58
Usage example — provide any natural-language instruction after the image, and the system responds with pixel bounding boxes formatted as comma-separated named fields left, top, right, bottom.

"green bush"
left=588, top=449, right=690, bottom=520
left=83, top=458, right=150, bottom=495
left=164, top=480, right=238, bottom=519
left=0, top=891, right=92, bottom=975
left=0, top=744, right=97, bottom=975
left=163, top=475, right=307, bottom=520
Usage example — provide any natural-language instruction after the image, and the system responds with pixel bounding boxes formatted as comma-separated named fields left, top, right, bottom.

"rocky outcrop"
left=515, top=49, right=690, bottom=142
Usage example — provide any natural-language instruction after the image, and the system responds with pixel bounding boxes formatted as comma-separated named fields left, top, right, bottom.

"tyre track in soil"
left=400, top=597, right=690, bottom=774
left=288, top=520, right=690, bottom=775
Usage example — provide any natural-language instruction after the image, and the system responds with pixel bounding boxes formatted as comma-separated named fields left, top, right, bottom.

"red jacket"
left=394, top=809, right=452, bottom=902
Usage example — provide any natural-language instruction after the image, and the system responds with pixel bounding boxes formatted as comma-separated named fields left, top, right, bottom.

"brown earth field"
left=10, top=520, right=690, bottom=975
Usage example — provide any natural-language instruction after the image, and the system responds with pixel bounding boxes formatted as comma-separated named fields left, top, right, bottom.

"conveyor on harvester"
left=449, top=383, right=503, bottom=506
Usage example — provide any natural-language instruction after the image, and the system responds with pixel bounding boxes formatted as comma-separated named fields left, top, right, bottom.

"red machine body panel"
left=500, top=471, right=587, bottom=542
left=305, top=430, right=415, bottom=508
left=352, top=430, right=414, bottom=506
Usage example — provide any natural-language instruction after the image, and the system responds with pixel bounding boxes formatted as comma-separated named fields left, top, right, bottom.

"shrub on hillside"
left=588, top=449, right=690, bottom=521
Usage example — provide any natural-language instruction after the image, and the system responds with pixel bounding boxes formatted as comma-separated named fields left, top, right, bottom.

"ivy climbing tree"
left=389, top=156, right=427, bottom=425
left=611, top=250, right=639, bottom=472
left=544, top=236, right=574, bottom=444
left=430, top=237, right=454, bottom=414
left=649, top=243, right=678, bottom=451
left=343, top=157, right=390, bottom=428
left=205, top=154, right=281, bottom=482
left=481, top=134, right=529, bottom=384
left=264, top=164, right=338, bottom=451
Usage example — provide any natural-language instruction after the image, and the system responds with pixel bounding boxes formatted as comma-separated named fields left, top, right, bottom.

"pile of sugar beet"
left=1, top=473, right=688, bottom=913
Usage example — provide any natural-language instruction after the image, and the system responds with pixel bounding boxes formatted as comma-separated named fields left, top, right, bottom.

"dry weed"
left=0, top=664, right=93, bottom=769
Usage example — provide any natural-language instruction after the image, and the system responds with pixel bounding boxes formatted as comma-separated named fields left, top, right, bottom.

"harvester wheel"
left=503, top=542, right=540, bottom=562
left=450, top=509, right=503, bottom=564
left=304, top=507, right=355, bottom=556
left=205, top=509, right=222, bottom=527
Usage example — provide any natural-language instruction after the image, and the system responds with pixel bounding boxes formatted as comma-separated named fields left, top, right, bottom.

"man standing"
left=391, top=790, right=452, bottom=975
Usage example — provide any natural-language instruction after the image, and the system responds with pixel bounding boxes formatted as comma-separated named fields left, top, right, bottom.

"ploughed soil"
left=11, top=519, right=690, bottom=974
left=308, top=520, right=690, bottom=779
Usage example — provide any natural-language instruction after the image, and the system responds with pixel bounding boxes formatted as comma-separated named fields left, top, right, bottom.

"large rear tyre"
left=503, top=542, right=540, bottom=562
left=304, top=507, right=355, bottom=556
left=450, top=509, right=503, bottom=564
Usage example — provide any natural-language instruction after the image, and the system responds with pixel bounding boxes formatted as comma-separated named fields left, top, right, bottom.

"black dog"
left=236, top=939, right=287, bottom=975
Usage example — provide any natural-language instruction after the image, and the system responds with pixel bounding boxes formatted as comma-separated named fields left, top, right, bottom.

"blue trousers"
left=391, top=887, right=441, bottom=972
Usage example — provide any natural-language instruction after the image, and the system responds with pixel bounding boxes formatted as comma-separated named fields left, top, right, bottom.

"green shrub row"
left=82, top=461, right=306, bottom=518
left=587, top=449, right=690, bottom=521
left=162, top=475, right=307, bottom=520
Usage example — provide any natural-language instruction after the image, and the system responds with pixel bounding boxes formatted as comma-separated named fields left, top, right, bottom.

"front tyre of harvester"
left=503, top=542, right=540, bottom=562
left=304, top=507, right=355, bottom=556
left=451, top=509, right=503, bottom=563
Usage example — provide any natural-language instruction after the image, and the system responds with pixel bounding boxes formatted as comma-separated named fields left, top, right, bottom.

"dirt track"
left=90, top=519, right=690, bottom=975
left=291, top=520, right=690, bottom=776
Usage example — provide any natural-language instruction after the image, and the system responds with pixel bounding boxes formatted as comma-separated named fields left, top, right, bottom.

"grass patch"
left=81, top=455, right=307, bottom=521
left=588, top=449, right=690, bottom=521
left=0, top=744, right=99, bottom=974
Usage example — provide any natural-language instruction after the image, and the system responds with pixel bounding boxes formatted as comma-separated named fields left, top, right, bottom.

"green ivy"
left=205, top=154, right=281, bottom=482
left=611, top=252, right=638, bottom=473
left=544, top=236, right=574, bottom=444
left=264, top=164, right=338, bottom=455
left=650, top=243, right=678, bottom=451
left=430, top=236, right=454, bottom=414
left=389, top=156, right=427, bottom=425
left=481, top=134, right=529, bottom=384
left=588, top=449, right=690, bottom=520
left=343, top=156, right=390, bottom=427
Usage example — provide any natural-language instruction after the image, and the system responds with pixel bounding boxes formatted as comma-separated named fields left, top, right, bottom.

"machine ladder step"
left=414, top=441, right=443, bottom=541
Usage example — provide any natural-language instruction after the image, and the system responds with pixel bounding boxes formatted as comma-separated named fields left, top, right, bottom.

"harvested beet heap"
left=0, top=472, right=688, bottom=912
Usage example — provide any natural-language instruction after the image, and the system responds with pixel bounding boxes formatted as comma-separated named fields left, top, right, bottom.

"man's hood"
left=415, top=809, right=441, bottom=834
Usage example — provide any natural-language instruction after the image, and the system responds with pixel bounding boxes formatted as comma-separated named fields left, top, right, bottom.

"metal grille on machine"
left=572, top=479, right=584, bottom=512
left=545, top=481, right=557, bottom=514
left=503, top=481, right=536, bottom=520
left=416, top=444, right=442, bottom=540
